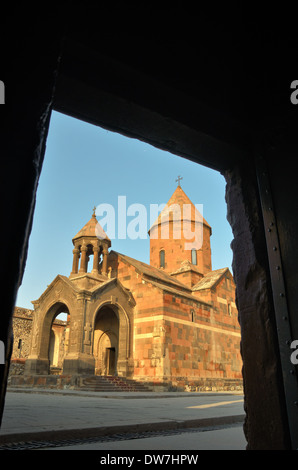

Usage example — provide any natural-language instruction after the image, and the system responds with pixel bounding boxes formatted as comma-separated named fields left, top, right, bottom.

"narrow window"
left=228, top=303, right=232, bottom=316
left=191, top=249, right=197, bottom=265
left=160, top=249, right=165, bottom=268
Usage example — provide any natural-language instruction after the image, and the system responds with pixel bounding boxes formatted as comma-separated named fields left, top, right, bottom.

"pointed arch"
left=92, top=300, right=131, bottom=376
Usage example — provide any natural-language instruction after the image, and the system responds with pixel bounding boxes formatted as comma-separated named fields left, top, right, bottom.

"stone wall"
left=109, top=252, right=242, bottom=390
left=9, top=307, right=68, bottom=377
left=10, top=307, right=34, bottom=366
left=150, top=219, right=212, bottom=275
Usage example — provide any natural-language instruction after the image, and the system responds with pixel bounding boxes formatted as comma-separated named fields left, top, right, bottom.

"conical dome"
left=149, top=185, right=212, bottom=275
left=73, top=209, right=110, bottom=244
left=149, top=185, right=211, bottom=234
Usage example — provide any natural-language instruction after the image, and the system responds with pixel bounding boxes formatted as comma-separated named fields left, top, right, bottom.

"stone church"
left=10, top=184, right=242, bottom=391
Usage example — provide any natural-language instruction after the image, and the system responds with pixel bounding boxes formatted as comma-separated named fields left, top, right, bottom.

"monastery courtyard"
left=0, top=388, right=245, bottom=450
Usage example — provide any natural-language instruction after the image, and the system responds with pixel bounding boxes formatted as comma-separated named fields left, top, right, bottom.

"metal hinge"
left=256, top=154, right=298, bottom=449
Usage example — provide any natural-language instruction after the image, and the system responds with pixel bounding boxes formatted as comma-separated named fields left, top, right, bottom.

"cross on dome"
left=176, top=175, right=183, bottom=187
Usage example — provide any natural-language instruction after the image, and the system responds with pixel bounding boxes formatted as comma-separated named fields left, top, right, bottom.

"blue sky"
left=16, top=110, right=233, bottom=309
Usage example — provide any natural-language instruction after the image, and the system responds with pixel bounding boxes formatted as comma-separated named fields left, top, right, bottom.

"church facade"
left=11, top=185, right=242, bottom=391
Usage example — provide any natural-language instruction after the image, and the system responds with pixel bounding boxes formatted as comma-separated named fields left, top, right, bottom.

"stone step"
left=80, top=375, right=151, bottom=392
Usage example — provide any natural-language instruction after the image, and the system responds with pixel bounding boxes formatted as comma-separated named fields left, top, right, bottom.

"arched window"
left=191, top=309, right=195, bottom=322
left=160, top=249, right=165, bottom=268
left=191, top=249, right=197, bottom=265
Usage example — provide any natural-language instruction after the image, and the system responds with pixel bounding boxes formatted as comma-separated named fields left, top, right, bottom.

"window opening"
left=160, top=249, right=165, bottom=268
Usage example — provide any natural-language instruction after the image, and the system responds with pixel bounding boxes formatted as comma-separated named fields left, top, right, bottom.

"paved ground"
left=50, top=426, right=246, bottom=451
left=0, top=388, right=247, bottom=451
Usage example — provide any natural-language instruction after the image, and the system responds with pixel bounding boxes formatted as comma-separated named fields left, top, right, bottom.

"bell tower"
left=70, top=207, right=111, bottom=279
left=149, top=182, right=212, bottom=278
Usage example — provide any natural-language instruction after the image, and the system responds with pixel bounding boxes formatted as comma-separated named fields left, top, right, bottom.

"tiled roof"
left=149, top=185, right=211, bottom=233
left=170, top=259, right=203, bottom=275
left=192, top=267, right=229, bottom=291
left=73, top=212, right=110, bottom=243
left=109, top=251, right=213, bottom=306
left=110, top=251, right=192, bottom=292
left=144, top=279, right=212, bottom=306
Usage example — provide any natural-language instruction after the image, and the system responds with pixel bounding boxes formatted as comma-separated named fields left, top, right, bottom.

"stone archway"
left=25, top=301, right=70, bottom=375
left=93, top=306, right=119, bottom=376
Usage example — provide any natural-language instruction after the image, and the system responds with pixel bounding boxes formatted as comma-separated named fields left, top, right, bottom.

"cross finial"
left=92, top=206, right=96, bottom=217
left=176, top=175, right=183, bottom=187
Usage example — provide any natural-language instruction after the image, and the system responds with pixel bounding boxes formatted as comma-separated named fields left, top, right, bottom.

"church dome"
left=149, top=185, right=211, bottom=234
left=149, top=184, right=212, bottom=275
left=72, top=208, right=111, bottom=245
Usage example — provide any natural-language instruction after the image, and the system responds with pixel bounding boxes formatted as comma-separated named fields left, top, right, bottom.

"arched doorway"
left=25, top=301, right=70, bottom=376
left=48, top=309, right=69, bottom=371
left=94, top=306, right=119, bottom=376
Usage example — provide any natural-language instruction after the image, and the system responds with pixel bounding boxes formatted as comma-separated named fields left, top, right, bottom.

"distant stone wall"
left=8, top=307, right=34, bottom=377
left=11, top=307, right=34, bottom=360
left=9, top=307, right=68, bottom=377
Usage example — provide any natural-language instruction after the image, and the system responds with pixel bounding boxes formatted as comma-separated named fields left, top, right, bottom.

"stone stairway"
left=80, top=375, right=152, bottom=392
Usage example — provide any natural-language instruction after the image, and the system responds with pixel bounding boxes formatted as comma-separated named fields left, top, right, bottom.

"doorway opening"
left=94, top=305, right=119, bottom=376
left=105, top=347, right=116, bottom=376
left=49, top=309, right=69, bottom=374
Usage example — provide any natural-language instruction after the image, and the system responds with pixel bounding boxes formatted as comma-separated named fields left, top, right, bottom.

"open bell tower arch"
left=70, top=207, right=111, bottom=278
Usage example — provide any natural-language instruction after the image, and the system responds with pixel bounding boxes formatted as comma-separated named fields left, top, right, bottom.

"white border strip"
left=134, top=314, right=241, bottom=338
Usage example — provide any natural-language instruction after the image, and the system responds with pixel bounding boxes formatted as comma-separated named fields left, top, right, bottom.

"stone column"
left=62, top=294, right=95, bottom=375
left=92, top=245, right=100, bottom=274
left=102, top=246, right=108, bottom=275
left=71, top=248, right=80, bottom=275
left=24, top=304, right=50, bottom=375
left=79, top=245, right=88, bottom=273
